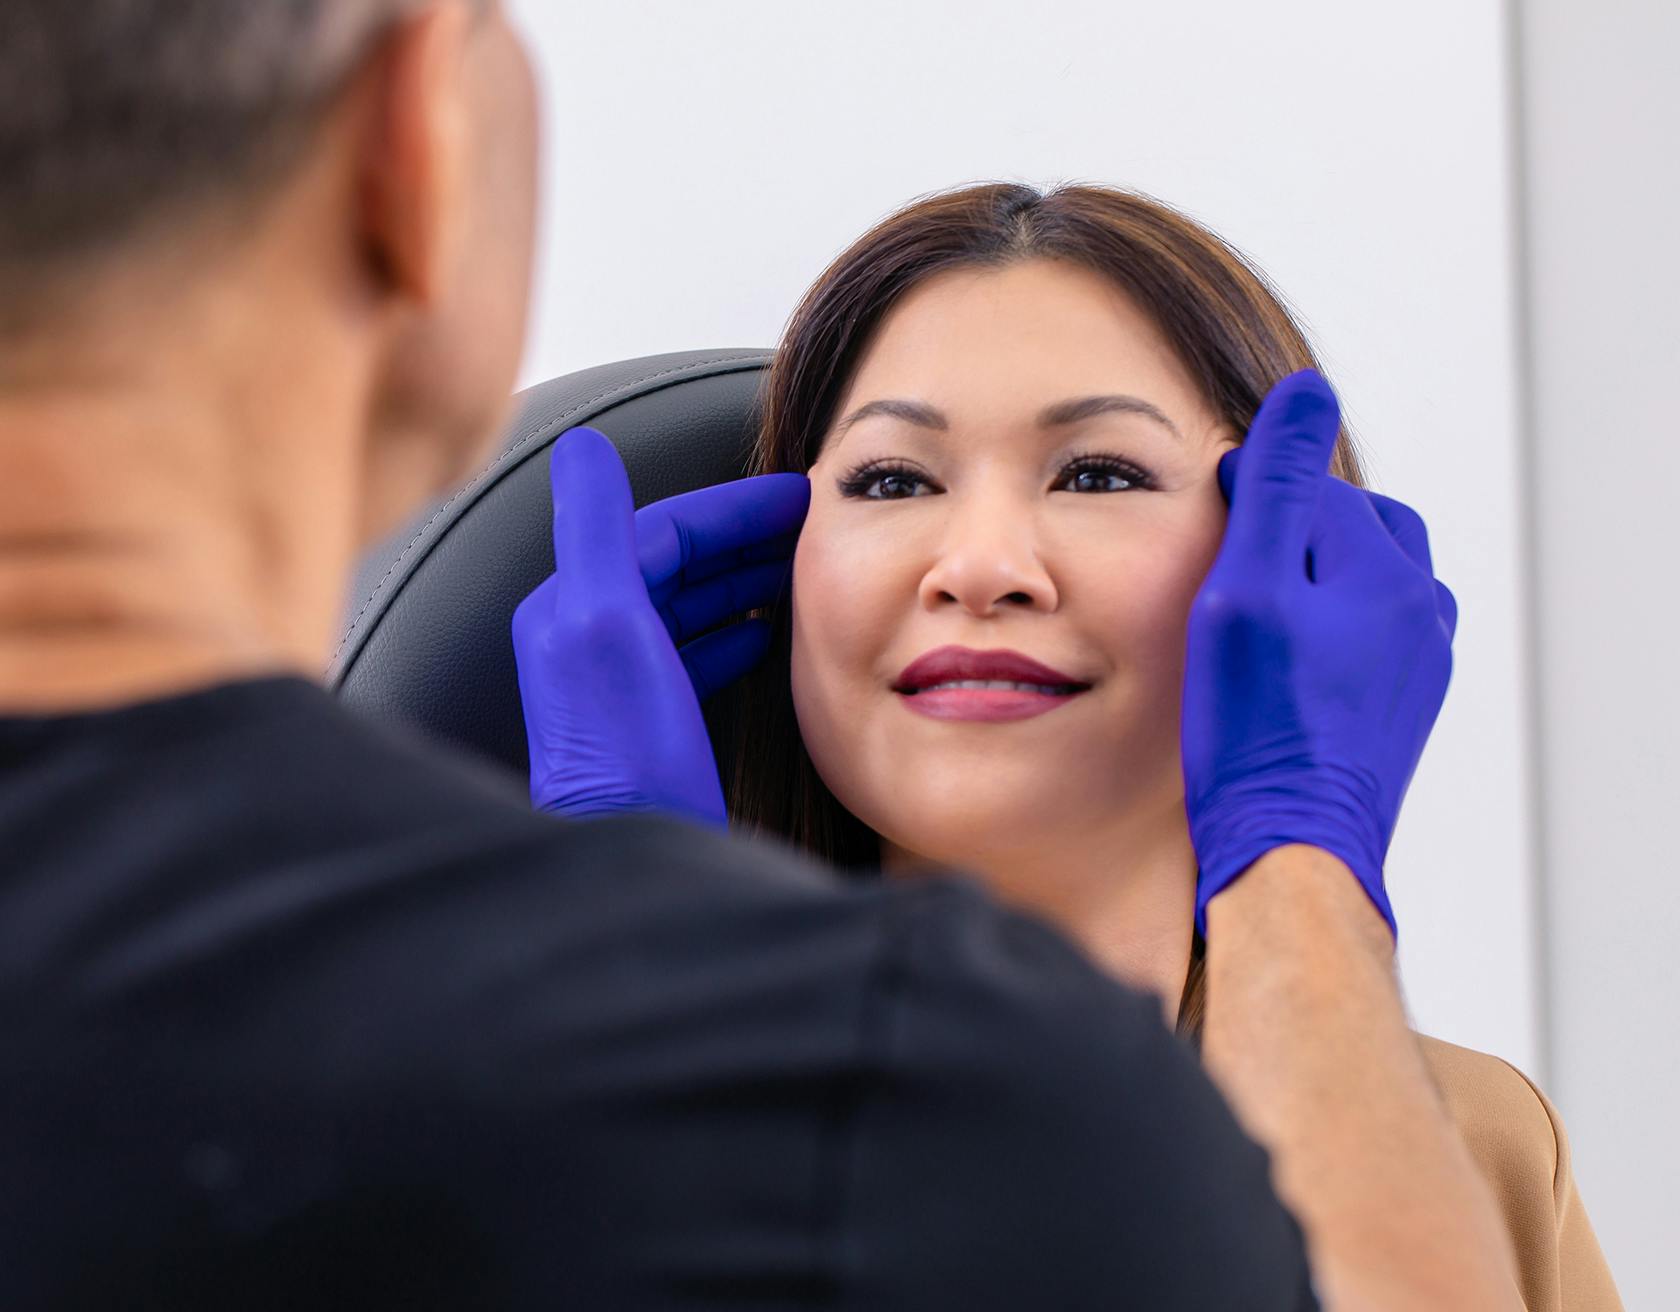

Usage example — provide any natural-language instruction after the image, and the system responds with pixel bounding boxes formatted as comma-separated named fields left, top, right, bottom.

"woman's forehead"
left=828, top=262, right=1220, bottom=447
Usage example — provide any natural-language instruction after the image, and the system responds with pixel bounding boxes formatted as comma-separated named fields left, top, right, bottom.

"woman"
left=703, top=182, right=1621, bottom=1311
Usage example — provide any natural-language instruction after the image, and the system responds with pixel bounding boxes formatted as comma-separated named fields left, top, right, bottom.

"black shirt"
left=0, top=676, right=1316, bottom=1309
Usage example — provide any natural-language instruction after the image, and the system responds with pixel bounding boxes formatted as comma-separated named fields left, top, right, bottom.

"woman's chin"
left=871, top=768, right=1095, bottom=828
left=873, top=805, right=1081, bottom=876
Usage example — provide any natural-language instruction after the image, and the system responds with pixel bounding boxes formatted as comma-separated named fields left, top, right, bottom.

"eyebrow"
left=833, top=394, right=1185, bottom=443
left=834, top=398, right=948, bottom=435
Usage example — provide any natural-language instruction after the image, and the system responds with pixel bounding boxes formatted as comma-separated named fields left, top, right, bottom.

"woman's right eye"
left=836, top=461, right=936, bottom=500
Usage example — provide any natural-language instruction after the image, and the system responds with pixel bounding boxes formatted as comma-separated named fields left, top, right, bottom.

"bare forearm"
left=1202, top=845, right=1519, bottom=1311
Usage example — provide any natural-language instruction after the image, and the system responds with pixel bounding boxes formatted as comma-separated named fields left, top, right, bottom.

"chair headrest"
left=329, top=348, right=773, bottom=775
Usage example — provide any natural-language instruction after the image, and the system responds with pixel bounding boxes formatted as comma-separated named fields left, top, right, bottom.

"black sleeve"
left=438, top=823, right=1322, bottom=1310
left=837, top=879, right=1320, bottom=1311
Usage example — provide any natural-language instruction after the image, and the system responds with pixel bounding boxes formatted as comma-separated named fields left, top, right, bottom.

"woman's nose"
left=915, top=503, right=1059, bottom=616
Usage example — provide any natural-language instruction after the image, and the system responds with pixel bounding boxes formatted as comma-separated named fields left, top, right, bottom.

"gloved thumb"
left=546, top=427, right=642, bottom=597
left=1221, top=370, right=1340, bottom=576
left=1217, top=446, right=1241, bottom=505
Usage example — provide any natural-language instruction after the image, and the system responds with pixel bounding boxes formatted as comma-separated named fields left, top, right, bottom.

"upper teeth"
left=918, top=679, right=1068, bottom=694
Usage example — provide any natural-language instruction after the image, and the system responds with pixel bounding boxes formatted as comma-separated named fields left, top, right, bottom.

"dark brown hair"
left=704, top=181, right=1369, bottom=1039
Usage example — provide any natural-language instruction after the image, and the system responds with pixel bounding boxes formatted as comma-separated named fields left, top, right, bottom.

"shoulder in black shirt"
left=0, top=677, right=1316, bottom=1309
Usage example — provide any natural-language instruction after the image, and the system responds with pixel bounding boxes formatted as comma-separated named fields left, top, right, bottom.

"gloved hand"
left=1182, top=371, right=1458, bottom=939
left=512, top=427, right=810, bottom=828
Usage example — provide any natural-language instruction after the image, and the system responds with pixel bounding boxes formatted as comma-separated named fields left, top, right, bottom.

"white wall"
left=1517, top=1, right=1680, bottom=1303
left=507, top=0, right=1542, bottom=1076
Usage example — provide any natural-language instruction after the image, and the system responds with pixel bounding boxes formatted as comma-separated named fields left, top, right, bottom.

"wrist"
left=1190, top=785, right=1394, bottom=938
left=1205, top=843, right=1396, bottom=962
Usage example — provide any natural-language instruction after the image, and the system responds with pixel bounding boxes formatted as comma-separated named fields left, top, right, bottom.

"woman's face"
left=792, top=258, right=1237, bottom=879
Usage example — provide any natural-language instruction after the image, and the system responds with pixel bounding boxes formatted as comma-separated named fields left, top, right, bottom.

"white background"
left=508, top=1, right=1674, bottom=1299
left=1518, top=0, right=1678, bottom=1297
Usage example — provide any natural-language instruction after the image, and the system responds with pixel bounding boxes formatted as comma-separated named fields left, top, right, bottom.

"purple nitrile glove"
left=1182, top=371, right=1459, bottom=939
left=512, top=426, right=810, bottom=829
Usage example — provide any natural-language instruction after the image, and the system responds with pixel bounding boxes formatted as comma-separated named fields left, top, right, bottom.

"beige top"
left=1417, top=1035, right=1623, bottom=1311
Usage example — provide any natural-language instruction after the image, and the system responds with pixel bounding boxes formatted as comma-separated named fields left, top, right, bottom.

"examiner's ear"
left=354, top=1, right=474, bottom=303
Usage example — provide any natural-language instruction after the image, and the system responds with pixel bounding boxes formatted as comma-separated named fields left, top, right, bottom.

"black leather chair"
left=328, top=348, right=773, bottom=774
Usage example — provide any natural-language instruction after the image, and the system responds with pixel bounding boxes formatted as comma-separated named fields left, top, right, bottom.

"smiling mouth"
left=900, top=679, right=1089, bottom=696
left=895, top=680, right=1093, bottom=723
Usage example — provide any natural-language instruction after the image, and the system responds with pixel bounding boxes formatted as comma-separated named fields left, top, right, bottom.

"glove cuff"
left=1191, top=786, right=1395, bottom=940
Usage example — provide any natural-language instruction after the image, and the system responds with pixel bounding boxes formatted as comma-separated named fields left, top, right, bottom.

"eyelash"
left=835, top=449, right=1158, bottom=500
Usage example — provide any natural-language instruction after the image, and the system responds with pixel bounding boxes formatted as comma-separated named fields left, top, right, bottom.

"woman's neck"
left=880, top=793, right=1198, bottom=1027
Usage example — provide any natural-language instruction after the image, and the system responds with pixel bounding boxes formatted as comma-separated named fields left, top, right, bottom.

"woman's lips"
left=897, top=684, right=1091, bottom=722
left=892, top=646, right=1095, bottom=721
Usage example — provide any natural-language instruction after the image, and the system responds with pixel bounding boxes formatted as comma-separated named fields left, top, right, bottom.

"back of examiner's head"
left=0, top=0, right=539, bottom=553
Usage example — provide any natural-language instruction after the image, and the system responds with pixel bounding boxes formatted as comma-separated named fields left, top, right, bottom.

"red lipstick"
left=893, top=646, right=1093, bottom=723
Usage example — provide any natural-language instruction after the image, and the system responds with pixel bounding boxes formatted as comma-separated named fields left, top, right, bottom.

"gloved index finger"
left=547, top=427, right=642, bottom=596
left=1364, top=489, right=1434, bottom=576
left=636, top=474, right=811, bottom=592
left=1220, top=449, right=1439, bottom=582
left=644, top=530, right=801, bottom=615
left=1221, top=370, right=1341, bottom=577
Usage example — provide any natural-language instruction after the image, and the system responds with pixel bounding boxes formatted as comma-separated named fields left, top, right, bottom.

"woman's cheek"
left=789, top=522, right=884, bottom=751
left=1087, top=519, right=1223, bottom=691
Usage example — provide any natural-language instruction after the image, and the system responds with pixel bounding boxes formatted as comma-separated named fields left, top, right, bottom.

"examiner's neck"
left=0, top=629, right=312, bottom=717
left=0, top=364, right=358, bottom=716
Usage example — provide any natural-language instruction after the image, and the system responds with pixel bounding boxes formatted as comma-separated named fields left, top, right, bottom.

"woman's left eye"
left=1054, top=455, right=1156, bottom=493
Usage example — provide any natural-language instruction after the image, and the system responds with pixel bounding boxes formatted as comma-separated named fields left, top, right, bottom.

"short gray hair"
left=0, top=0, right=427, bottom=271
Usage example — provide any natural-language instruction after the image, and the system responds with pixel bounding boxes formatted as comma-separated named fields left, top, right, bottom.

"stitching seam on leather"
left=328, top=352, right=770, bottom=672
